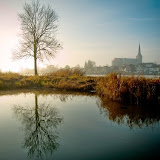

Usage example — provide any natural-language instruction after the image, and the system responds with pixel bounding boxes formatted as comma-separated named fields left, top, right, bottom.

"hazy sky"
left=0, top=0, right=160, bottom=72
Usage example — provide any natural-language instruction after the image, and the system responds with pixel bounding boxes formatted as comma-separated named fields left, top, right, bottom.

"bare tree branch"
left=13, top=0, right=62, bottom=75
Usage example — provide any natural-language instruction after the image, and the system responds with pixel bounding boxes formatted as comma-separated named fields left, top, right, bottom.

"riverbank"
left=0, top=70, right=160, bottom=105
left=0, top=69, right=97, bottom=91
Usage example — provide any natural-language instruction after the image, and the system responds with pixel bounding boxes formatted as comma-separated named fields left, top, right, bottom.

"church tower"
left=136, top=44, right=142, bottom=64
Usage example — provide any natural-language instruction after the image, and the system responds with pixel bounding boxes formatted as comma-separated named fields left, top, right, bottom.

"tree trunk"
left=34, top=36, right=38, bottom=75
left=34, top=55, right=38, bottom=75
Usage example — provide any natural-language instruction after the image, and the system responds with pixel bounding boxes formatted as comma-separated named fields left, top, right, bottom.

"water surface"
left=0, top=90, right=159, bottom=160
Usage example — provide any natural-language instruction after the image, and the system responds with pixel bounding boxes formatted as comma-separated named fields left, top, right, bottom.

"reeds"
left=96, top=73, right=160, bottom=105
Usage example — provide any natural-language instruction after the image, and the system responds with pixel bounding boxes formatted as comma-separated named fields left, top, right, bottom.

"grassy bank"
left=0, top=70, right=160, bottom=105
left=0, top=69, right=96, bottom=91
left=96, top=73, right=160, bottom=105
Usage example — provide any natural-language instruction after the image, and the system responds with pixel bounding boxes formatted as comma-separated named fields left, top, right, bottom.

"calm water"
left=86, top=74, right=160, bottom=78
left=0, top=90, right=160, bottom=160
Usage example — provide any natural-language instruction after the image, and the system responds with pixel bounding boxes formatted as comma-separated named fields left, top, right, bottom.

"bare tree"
left=13, top=0, right=61, bottom=75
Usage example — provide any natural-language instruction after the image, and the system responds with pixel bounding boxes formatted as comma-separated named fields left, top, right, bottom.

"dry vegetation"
left=96, top=73, right=160, bottom=105
left=0, top=70, right=160, bottom=106
left=0, top=69, right=96, bottom=91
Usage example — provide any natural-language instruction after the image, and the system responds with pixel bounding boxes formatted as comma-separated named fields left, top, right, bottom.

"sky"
left=0, top=0, right=160, bottom=72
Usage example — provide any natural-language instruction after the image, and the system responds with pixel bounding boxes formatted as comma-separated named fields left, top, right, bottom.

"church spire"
left=138, top=44, right=141, bottom=55
left=136, top=44, right=142, bottom=63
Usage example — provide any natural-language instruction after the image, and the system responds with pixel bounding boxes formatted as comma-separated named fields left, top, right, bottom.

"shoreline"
left=0, top=72, right=160, bottom=106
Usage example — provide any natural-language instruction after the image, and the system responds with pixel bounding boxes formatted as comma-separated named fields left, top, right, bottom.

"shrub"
left=47, top=68, right=84, bottom=77
left=96, top=73, right=160, bottom=105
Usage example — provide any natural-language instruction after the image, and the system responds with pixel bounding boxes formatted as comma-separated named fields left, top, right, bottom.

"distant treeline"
left=18, top=60, right=115, bottom=75
left=18, top=60, right=160, bottom=76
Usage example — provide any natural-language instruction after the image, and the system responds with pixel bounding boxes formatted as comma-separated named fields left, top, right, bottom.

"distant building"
left=112, top=44, right=142, bottom=66
left=135, top=63, right=160, bottom=74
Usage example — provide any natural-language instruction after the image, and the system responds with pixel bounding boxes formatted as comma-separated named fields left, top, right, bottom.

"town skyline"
left=0, top=0, right=160, bottom=72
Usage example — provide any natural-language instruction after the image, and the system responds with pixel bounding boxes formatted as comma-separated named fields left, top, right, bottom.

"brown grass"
left=0, top=69, right=96, bottom=91
left=96, top=73, right=160, bottom=105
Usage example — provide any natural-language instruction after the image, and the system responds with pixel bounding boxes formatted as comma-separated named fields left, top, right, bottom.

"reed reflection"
left=13, top=94, right=63, bottom=160
left=97, top=97, right=160, bottom=129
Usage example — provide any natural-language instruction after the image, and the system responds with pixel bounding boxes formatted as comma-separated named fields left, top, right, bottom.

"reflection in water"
left=53, top=93, right=74, bottom=102
left=97, top=97, right=160, bottom=129
left=13, top=94, right=63, bottom=160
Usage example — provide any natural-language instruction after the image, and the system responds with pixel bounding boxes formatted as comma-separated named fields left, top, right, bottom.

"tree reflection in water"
left=97, top=97, right=160, bottom=129
left=13, top=94, right=63, bottom=160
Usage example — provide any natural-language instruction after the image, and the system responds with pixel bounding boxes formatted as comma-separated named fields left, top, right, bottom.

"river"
left=0, top=90, right=159, bottom=160
left=86, top=74, right=160, bottom=78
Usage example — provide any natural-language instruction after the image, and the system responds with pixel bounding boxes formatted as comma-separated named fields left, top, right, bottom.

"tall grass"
left=47, top=68, right=85, bottom=77
left=0, top=72, right=24, bottom=89
left=0, top=69, right=96, bottom=91
left=96, top=73, right=160, bottom=105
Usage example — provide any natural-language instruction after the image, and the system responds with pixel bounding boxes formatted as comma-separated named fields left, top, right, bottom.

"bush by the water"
left=96, top=73, right=160, bottom=105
